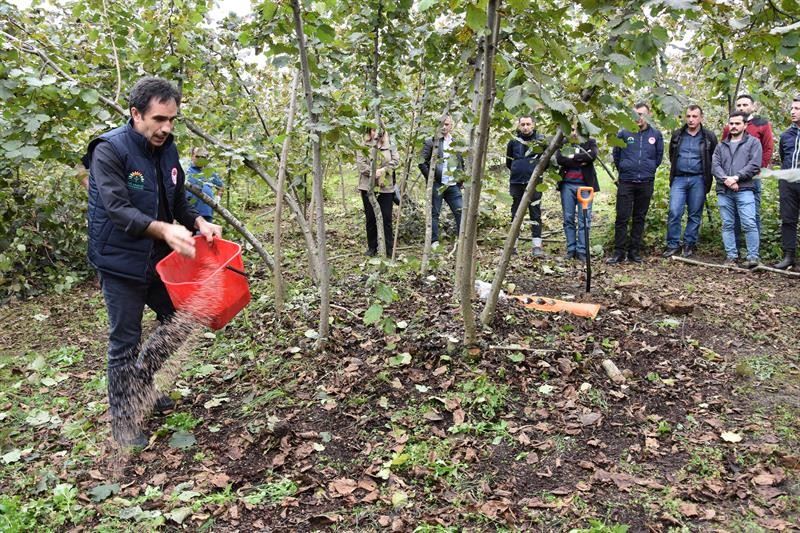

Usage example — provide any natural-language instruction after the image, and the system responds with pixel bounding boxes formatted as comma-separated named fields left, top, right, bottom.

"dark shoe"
left=153, top=395, right=175, bottom=414
left=565, top=251, right=577, bottom=261
left=745, top=258, right=759, bottom=269
left=365, top=248, right=377, bottom=257
left=723, top=258, right=738, bottom=267
left=606, top=252, right=625, bottom=265
left=576, top=253, right=587, bottom=262
left=773, top=255, right=795, bottom=270
left=662, top=247, right=680, bottom=258
left=112, top=419, right=149, bottom=449
left=628, top=252, right=643, bottom=263
left=532, top=246, right=545, bottom=259
left=682, top=245, right=695, bottom=258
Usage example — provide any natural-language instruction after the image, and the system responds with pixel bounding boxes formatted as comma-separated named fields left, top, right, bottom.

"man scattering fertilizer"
left=84, top=76, right=222, bottom=448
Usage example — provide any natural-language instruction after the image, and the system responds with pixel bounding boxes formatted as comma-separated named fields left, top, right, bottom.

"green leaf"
left=363, top=304, right=383, bottom=325
left=81, top=89, right=100, bottom=104
left=506, top=352, right=525, bottom=363
left=388, top=352, right=412, bottom=367
left=89, top=483, right=120, bottom=502
left=418, top=0, right=436, bottom=11
left=168, top=431, right=196, bottom=450
left=466, top=4, right=487, bottom=33
left=375, top=282, right=396, bottom=304
left=166, top=507, right=193, bottom=524
left=2, top=449, right=22, bottom=464
left=315, top=24, right=336, bottom=44
left=503, top=84, right=525, bottom=110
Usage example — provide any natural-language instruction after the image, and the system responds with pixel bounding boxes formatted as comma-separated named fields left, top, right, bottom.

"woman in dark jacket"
left=555, top=127, right=600, bottom=261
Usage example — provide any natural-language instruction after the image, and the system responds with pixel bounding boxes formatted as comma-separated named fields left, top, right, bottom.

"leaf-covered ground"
left=1, top=198, right=800, bottom=532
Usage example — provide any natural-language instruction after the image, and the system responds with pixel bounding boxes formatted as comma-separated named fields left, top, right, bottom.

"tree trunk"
left=391, top=71, right=425, bottom=261
left=292, top=0, right=330, bottom=344
left=184, top=182, right=274, bottom=271
left=273, top=71, right=300, bottom=314
left=460, top=0, right=499, bottom=346
left=456, top=38, right=485, bottom=292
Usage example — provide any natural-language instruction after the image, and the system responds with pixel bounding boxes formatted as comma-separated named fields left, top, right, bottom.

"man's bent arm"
left=92, top=142, right=155, bottom=237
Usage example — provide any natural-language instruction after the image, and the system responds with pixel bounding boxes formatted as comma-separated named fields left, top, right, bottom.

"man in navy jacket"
left=773, top=96, right=800, bottom=270
left=608, top=103, right=664, bottom=264
left=506, top=116, right=546, bottom=257
left=86, top=77, right=221, bottom=447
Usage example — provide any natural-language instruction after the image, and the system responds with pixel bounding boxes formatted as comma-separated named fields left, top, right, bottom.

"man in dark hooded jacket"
left=506, top=115, right=546, bottom=257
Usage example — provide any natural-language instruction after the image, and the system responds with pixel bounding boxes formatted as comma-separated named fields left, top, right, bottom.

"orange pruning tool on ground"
left=577, top=186, right=594, bottom=293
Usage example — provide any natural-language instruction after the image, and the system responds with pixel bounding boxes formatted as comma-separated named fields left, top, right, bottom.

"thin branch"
left=100, top=0, right=122, bottom=102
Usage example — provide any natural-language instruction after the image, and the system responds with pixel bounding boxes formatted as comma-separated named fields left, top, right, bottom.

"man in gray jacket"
left=711, top=111, right=763, bottom=267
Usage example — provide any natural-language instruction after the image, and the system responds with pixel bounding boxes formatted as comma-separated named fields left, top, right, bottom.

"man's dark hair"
left=128, top=76, right=181, bottom=116
left=634, top=102, right=650, bottom=111
left=729, top=110, right=749, bottom=122
left=793, top=95, right=800, bottom=103
left=518, top=115, right=534, bottom=122
left=736, top=94, right=754, bottom=103
left=687, top=104, right=703, bottom=115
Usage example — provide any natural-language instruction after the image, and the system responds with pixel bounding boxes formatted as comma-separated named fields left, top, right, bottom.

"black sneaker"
left=628, top=252, right=643, bottom=263
left=662, top=247, right=680, bottom=258
left=576, top=253, right=587, bottom=262
left=365, top=248, right=378, bottom=257
left=153, top=395, right=175, bottom=414
left=606, top=252, right=625, bottom=264
left=682, top=245, right=695, bottom=258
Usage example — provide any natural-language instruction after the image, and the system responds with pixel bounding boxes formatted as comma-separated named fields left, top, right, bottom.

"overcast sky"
left=9, top=0, right=253, bottom=20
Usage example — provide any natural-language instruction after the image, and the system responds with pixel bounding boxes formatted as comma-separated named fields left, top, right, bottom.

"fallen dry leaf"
left=329, top=478, right=358, bottom=497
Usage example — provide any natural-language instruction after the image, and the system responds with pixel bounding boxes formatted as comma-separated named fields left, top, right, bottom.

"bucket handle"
left=225, top=265, right=248, bottom=278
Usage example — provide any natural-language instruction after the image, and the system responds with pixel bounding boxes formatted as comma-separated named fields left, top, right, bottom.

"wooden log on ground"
left=670, top=255, right=800, bottom=277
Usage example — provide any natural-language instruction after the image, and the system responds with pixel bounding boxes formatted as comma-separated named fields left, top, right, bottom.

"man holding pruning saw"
left=555, top=126, right=600, bottom=263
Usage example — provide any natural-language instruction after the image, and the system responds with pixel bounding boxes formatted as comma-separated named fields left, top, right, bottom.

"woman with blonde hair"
left=356, top=126, right=399, bottom=257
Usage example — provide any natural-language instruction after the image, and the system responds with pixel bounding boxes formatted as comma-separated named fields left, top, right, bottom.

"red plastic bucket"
left=156, top=236, right=251, bottom=330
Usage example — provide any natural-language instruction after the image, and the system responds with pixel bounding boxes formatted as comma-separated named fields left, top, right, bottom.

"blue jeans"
left=99, top=272, right=175, bottom=420
left=666, top=175, right=706, bottom=248
left=734, top=178, right=761, bottom=244
left=431, top=184, right=462, bottom=242
left=718, top=189, right=759, bottom=260
left=560, top=182, right=592, bottom=255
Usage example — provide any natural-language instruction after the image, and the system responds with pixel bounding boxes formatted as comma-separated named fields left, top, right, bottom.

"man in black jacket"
left=663, top=105, right=718, bottom=258
left=86, top=77, right=222, bottom=447
left=773, top=96, right=800, bottom=269
left=418, top=115, right=464, bottom=248
left=506, top=115, right=546, bottom=257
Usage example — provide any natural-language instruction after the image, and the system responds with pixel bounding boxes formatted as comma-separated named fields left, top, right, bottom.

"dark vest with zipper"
left=86, top=121, right=182, bottom=282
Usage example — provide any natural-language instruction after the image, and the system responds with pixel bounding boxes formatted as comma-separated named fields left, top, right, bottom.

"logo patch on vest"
left=626, top=136, right=634, bottom=144
left=127, top=171, right=144, bottom=190
left=648, top=137, right=656, bottom=145
left=171, top=167, right=178, bottom=185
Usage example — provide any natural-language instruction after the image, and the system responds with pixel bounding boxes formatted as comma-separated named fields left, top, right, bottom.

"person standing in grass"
left=712, top=111, right=762, bottom=268
left=85, top=77, right=221, bottom=448
left=357, top=126, right=399, bottom=257
left=506, top=115, right=546, bottom=257
left=607, top=102, right=664, bottom=264
left=185, top=146, right=224, bottom=224
left=555, top=126, right=600, bottom=262
left=662, top=105, right=718, bottom=259
left=773, top=96, right=800, bottom=270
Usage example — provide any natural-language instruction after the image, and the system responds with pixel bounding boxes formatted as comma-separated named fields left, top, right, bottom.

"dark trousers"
left=613, top=180, right=654, bottom=254
left=361, top=190, right=394, bottom=256
left=510, top=183, right=542, bottom=238
left=99, top=271, right=175, bottom=421
left=779, top=180, right=800, bottom=254
left=431, top=184, right=463, bottom=242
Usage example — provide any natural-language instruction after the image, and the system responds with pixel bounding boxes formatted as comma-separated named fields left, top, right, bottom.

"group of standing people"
left=357, top=94, right=800, bottom=271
